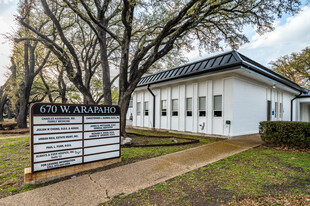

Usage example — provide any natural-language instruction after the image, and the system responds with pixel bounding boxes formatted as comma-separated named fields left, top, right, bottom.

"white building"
left=131, top=51, right=309, bottom=137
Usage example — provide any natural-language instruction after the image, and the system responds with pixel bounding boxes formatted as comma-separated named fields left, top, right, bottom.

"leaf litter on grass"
left=106, top=146, right=310, bottom=206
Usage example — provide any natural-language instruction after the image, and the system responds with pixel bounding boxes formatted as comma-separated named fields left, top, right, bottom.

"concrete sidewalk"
left=0, top=134, right=263, bottom=206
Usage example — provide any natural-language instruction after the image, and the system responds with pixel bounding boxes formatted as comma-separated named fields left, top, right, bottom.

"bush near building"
left=259, top=121, right=310, bottom=149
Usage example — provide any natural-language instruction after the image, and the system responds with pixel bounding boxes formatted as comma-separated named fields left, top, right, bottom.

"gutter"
left=291, top=92, right=303, bottom=121
left=147, top=84, right=156, bottom=128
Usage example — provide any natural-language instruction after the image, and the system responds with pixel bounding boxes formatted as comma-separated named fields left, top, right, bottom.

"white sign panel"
left=84, top=116, right=120, bottom=123
left=34, top=157, right=83, bottom=171
left=84, top=151, right=120, bottom=163
left=33, top=133, right=82, bottom=144
left=33, top=124, right=82, bottom=134
left=84, top=137, right=119, bottom=147
left=31, top=103, right=121, bottom=172
left=84, top=123, right=120, bottom=131
left=33, top=116, right=82, bottom=125
left=33, top=141, right=83, bottom=153
left=84, top=144, right=120, bottom=155
left=84, top=130, right=120, bottom=139
left=34, top=149, right=83, bottom=162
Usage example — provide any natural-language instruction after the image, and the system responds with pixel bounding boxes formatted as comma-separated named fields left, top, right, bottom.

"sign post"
left=29, top=103, right=121, bottom=174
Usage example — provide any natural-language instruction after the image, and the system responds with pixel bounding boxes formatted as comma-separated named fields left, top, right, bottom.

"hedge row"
left=259, top=121, right=310, bottom=149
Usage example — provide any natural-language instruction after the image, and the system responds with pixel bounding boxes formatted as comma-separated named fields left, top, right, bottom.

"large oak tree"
left=19, top=0, right=302, bottom=135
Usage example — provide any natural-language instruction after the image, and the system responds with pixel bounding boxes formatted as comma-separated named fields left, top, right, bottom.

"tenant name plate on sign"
left=30, top=103, right=121, bottom=172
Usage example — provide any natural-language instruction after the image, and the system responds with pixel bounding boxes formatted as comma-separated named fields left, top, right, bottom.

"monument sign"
left=30, top=103, right=121, bottom=172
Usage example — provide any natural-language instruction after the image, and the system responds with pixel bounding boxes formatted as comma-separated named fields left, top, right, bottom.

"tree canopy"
left=3, top=0, right=304, bottom=131
left=271, top=47, right=310, bottom=88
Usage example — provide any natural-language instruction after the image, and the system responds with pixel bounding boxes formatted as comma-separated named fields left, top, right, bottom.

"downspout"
left=290, top=92, right=302, bottom=121
left=147, top=84, right=155, bottom=128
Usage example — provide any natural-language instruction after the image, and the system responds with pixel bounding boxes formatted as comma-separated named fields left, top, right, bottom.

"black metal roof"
left=137, top=50, right=307, bottom=93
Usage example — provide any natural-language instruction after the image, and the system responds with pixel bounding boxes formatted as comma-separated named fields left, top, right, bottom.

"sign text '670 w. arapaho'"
left=33, top=104, right=119, bottom=115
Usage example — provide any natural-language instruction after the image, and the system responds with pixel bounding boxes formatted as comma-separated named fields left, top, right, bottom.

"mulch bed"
left=123, top=132, right=199, bottom=147
left=0, top=128, right=29, bottom=135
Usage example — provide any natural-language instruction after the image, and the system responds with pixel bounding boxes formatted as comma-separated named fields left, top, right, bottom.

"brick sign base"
left=24, top=157, right=121, bottom=184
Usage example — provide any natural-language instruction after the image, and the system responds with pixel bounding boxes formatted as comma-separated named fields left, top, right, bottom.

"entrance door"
left=267, top=100, right=271, bottom=121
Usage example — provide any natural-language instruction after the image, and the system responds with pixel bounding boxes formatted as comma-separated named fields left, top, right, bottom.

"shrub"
left=259, top=121, right=310, bottom=149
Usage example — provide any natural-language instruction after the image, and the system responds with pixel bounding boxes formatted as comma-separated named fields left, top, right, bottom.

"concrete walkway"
left=0, top=134, right=263, bottom=206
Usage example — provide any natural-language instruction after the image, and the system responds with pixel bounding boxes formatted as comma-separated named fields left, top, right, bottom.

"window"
left=144, top=102, right=149, bottom=116
left=275, top=102, right=278, bottom=118
left=267, top=100, right=271, bottom=121
left=213, top=95, right=222, bottom=117
left=137, top=102, right=141, bottom=116
left=199, top=97, right=206, bottom=116
left=186, top=98, right=192, bottom=116
left=128, top=99, right=133, bottom=108
left=280, top=103, right=283, bottom=118
left=161, top=100, right=167, bottom=116
left=172, top=99, right=178, bottom=116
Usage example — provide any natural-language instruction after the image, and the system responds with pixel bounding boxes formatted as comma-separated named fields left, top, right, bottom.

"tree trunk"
left=17, top=80, right=32, bottom=128
left=98, top=26, right=112, bottom=105
left=17, top=38, right=31, bottom=128
left=0, top=93, right=7, bottom=122
left=57, top=68, right=67, bottom=104
left=17, top=99, right=28, bottom=128
left=7, top=102, right=13, bottom=119
left=83, top=68, right=91, bottom=104
left=119, top=92, right=131, bottom=137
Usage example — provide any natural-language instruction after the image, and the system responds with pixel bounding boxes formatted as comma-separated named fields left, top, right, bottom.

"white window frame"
left=161, top=100, right=167, bottom=116
left=186, top=97, right=192, bottom=116
left=137, top=102, right=141, bottom=116
left=144, top=101, right=149, bottom=116
left=172, top=99, right=178, bottom=116
left=213, top=95, right=222, bottom=117
left=199, top=96, right=206, bottom=117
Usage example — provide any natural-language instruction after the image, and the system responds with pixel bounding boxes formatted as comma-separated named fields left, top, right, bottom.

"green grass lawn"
left=121, top=129, right=217, bottom=164
left=105, top=146, right=310, bottom=205
left=0, top=137, right=31, bottom=198
left=2, top=129, right=308, bottom=205
left=0, top=129, right=217, bottom=199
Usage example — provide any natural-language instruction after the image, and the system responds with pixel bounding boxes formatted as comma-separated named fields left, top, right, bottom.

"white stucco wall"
left=231, top=78, right=267, bottom=136
left=283, top=92, right=294, bottom=121
left=223, top=78, right=234, bottom=136
left=132, top=71, right=301, bottom=136
left=294, top=97, right=310, bottom=121
left=300, top=103, right=310, bottom=121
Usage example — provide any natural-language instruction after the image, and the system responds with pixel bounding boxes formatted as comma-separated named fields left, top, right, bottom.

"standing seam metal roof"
left=136, top=50, right=306, bottom=93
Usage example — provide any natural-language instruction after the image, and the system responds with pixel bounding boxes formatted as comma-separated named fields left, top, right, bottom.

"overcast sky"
left=0, top=1, right=309, bottom=86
